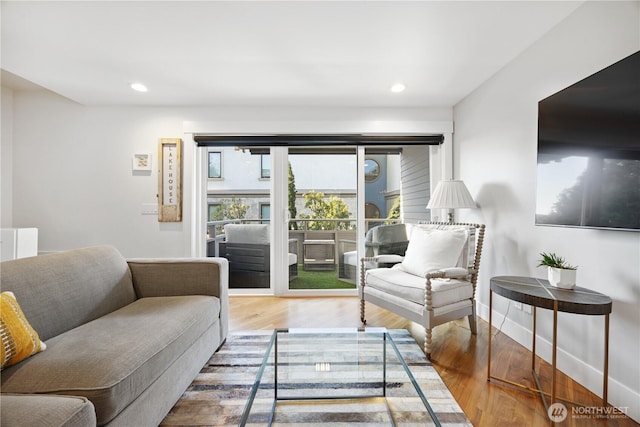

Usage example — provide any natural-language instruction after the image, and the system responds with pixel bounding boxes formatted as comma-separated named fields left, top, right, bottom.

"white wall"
left=1, top=86, right=14, bottom=227
left=3, top=87, right=451, bottom=257
left=454, top=1, right=640, bottom=420
left=9, top=91, right=190, bottom=257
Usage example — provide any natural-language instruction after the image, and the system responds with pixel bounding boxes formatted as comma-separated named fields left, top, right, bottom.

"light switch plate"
left=141, top=204, right=158, bottom=215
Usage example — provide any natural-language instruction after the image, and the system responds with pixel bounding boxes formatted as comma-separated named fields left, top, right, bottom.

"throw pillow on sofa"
left=1, top=291, right=46, bottom=369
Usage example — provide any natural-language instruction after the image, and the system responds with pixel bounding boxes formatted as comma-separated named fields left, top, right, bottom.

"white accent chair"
left=360, top=222, right=485, bottom=358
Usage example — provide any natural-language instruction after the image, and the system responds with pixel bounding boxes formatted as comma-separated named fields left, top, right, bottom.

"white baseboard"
left=477, top=301, right=640, bottom=423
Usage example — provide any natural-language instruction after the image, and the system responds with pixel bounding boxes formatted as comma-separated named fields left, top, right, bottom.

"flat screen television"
left=536, top=50, right=640, bottom=231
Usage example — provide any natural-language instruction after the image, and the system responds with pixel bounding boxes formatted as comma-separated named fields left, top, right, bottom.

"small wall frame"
left=158, top=138, right=183, bottom=222
left=132, top=153, right=152, bottom=171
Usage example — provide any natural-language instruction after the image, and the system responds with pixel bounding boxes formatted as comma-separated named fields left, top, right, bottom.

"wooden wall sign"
left=158, top=138, right=182, bottom=222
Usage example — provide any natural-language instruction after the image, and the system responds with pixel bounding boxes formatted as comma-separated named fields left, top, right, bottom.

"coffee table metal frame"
left=239, top=327, right=441, bottom=427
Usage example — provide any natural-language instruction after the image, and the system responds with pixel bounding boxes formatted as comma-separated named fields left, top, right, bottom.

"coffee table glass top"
left=239, top=328, right=441, bottom=426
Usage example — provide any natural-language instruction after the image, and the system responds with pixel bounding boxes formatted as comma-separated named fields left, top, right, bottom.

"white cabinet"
left=1, top=228, right=38, bottom=261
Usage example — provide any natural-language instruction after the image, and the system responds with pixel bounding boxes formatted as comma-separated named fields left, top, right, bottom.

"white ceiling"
left=1, top=1, right=584, bottom=107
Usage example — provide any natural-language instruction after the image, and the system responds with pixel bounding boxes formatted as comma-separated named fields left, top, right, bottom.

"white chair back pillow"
left=396, top=227, right=469, bottom=277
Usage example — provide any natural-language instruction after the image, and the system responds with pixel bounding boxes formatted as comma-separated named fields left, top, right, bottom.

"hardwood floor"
left=228, top=296, right=638, bottom=427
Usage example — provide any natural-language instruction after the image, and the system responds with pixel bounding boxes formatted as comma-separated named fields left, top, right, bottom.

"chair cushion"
left=343, top=250, right=358, bottom=266
left=0, top=295, right=219, bottom=425
left=398, top=227, right=468, bottom=277
left=224, top=224, right=269, bottom=244
left=288, top=252, right=297, bottom=266
left=365, top=268, right=473, bottom=308
left=343, top=251, right=382, bottom=270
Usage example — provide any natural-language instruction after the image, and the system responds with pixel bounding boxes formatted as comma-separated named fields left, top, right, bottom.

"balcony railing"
left=206, top=217, right=400, bottom=259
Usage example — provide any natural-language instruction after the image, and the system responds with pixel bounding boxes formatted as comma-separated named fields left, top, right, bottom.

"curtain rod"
left=193, top=134, right=443, bottom=146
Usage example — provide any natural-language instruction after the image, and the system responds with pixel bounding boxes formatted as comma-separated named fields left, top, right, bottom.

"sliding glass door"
left=286, top=148, right=358, bottom=293
left=205, top=147, right=273, bottom=293
left=203, top=140, right=432, bottom=296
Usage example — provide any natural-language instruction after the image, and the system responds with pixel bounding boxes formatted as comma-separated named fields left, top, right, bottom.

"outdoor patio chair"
left=338, top=223, right=410, bottom=283
left=360, top=221, right=486, bottom=358
left=220, top=224, right=298, bottom=288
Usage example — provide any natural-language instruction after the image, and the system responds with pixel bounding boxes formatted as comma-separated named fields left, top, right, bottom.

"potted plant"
left=537, top=252, right=577, bottom=289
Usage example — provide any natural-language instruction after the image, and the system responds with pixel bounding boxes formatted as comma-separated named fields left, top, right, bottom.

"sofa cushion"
left=365, top=268, right=473, bottom=308
left=0, top=295, right=219, bottom=425
left=1, top=292, right=47, bottom=369
left=0, top=246, right=137, bottom=341
left=0, top=393, right=96, bottom=427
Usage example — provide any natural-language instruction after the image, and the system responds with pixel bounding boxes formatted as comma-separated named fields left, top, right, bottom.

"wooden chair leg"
left=425, top=328, right=432, bottom=360
left=360, top=298, right=367, bottom=325
left=468, top=304, right=478, bottom=334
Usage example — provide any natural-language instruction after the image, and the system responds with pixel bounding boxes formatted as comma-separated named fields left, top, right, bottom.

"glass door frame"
left=270, top=146, right=290, bottom=295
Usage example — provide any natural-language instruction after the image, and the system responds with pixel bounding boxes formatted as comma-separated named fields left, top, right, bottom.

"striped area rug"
left=161, top=330, right=471, bottom=426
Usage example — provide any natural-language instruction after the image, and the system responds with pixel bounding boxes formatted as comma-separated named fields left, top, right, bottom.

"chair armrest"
left=425, top=267, right=475, bottom=279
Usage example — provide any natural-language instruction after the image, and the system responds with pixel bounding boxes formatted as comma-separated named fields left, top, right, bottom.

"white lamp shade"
left=427, top=180, right=476, bottom=209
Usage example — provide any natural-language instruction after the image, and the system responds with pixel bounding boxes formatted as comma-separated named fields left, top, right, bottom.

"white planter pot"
left=547, top=267, right=577, bottom=289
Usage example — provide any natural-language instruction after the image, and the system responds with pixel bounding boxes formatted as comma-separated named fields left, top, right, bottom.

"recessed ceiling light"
left=130, top=82, right=148, bottom=92
left=390, top=83, right=406, bottom=93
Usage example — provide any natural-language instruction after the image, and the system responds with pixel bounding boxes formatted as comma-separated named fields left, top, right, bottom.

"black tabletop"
left=490, top=276, right=612, bottom=315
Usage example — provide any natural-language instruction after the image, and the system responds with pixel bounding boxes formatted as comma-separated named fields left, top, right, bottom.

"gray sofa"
left=0, top=245, right=229, bottom=427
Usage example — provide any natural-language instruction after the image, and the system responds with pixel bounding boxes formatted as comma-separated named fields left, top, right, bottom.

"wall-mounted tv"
left=536, top=50, right=640, bottom=231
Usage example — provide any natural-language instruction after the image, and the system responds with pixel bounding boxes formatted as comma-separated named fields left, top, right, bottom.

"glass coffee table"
left=239, top=328, right=441, bottom=426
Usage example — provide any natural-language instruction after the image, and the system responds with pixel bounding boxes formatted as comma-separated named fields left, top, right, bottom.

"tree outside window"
left=208, top=204, right=221, bottom=221
left=299, top=191, right=351, bottom=230
left=210, top=197, right=248, bottom=221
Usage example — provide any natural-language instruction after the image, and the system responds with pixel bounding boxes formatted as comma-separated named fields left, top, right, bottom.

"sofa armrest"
left=127, top=257, right=229, bottom=342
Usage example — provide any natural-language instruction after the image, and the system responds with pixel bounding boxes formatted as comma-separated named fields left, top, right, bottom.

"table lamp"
left=426, top=180, right=476, bottom=222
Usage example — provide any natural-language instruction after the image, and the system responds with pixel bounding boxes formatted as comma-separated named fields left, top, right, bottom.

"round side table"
left=488, top=276, right=612, bottom=419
